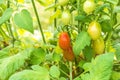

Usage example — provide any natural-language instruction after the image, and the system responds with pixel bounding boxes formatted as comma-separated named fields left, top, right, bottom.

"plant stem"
left=31, top=0, right=46, bottom=44
left=59, top=69, right=69, bottom=78
left=69, top=61, right=72, bottom=80
left=7, top=0, right=15, bottom=47
left=54, top=0, right=57, bottom=29
left=77, top=0, right=81, bottom=33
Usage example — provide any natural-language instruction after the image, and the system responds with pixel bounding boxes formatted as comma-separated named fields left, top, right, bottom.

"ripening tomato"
left=87, top=21, right=101, bottom=40
left=83, top=0, right=96, bottom=14
left=61, top=11, right=71, bottom=25
left=58, top=0, right=69, bottom=6
left=92, top=37, right=105, bottom=54
left=63, top=46, right=75, bottom=61
left=59, top=32, right=71, bottom=50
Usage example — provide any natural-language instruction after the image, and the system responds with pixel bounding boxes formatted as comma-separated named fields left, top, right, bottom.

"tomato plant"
left=0, top=0, right=120, bottom=80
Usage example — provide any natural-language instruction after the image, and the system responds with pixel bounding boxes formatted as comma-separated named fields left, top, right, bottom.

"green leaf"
left=113, top=6, right=120, bottom=13
left=82, top=53, right=114, bottom=80
left=81, top=73, right=90, bottom=80
left=94, top=3, right=110, bottom=14
left=106, top=0, right=118, bottom=5
left=101, top=20, right=112, bottom=32
left=59, top=77, right=66, bottom=80
left=0, top=8, right=13, bottom=25
left=30, top=48, right=46, bottom=65
left=73, top=31, right=91, bottom=55
left=111, top=71, right=120, bottom=80
left=0, top=48, right=33, bottom=80
left=31, top=65, right=49, bottom=74
left=75, top=15, right=91, bottom=22
left=0, top=0, right=4, bottom=4
left=113, top=43, right=120, bottom=60
left=14, top=9, right=34, bottom=33
left=53, top=53, right=61, bottom=62
left=0, top=46, right=11, bottom=59
left=9, top=70, right=50, bottom=80
left=49, top=65, right=60, bottom=78
left=83, top=46, right=94, bottom=61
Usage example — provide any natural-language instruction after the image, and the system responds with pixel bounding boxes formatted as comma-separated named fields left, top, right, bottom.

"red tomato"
left=59, top=32, right=71, bottom=50
left=63, top=46, right=75, bottom=61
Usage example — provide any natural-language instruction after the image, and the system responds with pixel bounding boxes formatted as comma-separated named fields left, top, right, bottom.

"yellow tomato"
left=92, top=37, right=105, bottom=54
left=87, top=21, right=101, bottom=40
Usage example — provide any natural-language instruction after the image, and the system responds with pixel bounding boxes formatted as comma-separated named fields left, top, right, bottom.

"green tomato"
left=58, top=0, right=69, bottom=6
left=61, top=11, right=71, bottom=25
left=83, top=0, right=96, bottom=14
left=92, top=37, right=105, bottom=54
left=87, top=21, right=101, bottom=40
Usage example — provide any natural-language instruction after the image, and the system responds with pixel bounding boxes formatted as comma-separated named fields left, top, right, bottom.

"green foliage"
left=111, top=71, right=120, bottom=80
left=113, top=6, right=120, bottom=13
left=49, top=65, right=60, bottom=79
left=30, top=48, right=46, bottom=65
left=0, top=0, right=4, bottom=4
left=106, top=0, right=119, bottom=5
left=83, top=46, right=94, bottom=61
left=113, top=43, right=120, bottom=60
left=9, top=70, right=50, bottom=80
left=81, top=53, right=114, bottom=80
left=14, top=9, right=34, bottom=33
left=100, top=20, right=112, bottom=32
left=73, top=31, right=91, bottom=55
left=0, top=8, right=13, bottom=25
left=0, top=46, right=11, bottom=59
left=0, top=48, right=33, bottom=80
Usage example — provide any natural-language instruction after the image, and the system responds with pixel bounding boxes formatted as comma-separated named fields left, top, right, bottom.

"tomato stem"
left=54, top=0, right=57, bottom=29
left=77, top=0, right=81, bottom=33
left=7, top=0, right=15, bottom=47
left=31, top=0, right=49, bottom=53
left=69, top=61, right=72, bottom=80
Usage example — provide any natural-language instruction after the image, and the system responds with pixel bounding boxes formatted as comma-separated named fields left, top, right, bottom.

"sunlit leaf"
left=14, top=9, right=34, bottom=33
left=73, top=31, right=91, bottom=56
left=0, top=8, right=13, bottom=25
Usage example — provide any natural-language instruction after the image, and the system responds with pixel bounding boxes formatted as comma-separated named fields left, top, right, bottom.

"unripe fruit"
left=87, top=21, right=101, bottom=40
left=92, top=37, right=105, bottom=54
left=58, top=0, right=69, bottom=6
left=83, top=0, right=96, bottom=14
left=61, top=11, right=71, bottom=25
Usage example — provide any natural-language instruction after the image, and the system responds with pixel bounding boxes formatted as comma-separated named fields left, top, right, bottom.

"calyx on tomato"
left=87, top=21, right=101, bottom=40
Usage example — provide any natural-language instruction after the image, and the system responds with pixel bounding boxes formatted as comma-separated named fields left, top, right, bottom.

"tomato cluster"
left=59, top=32, right=74, bottom=61
left=87, top=21, right=105, bottom=54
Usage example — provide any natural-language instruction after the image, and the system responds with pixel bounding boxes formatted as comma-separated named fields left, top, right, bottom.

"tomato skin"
left=61, top=11, right=71, bottom=25
left=63, top=46, right=75, bottom=61
left=83, top=0, right=96, bottom=14
left=59, top=32, right=71, bottom=50
left=92, top=37, right=105, bottom=54
left=58, top=0, right=69, bottom=6
left=87, top=21, right=101, bottom=40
